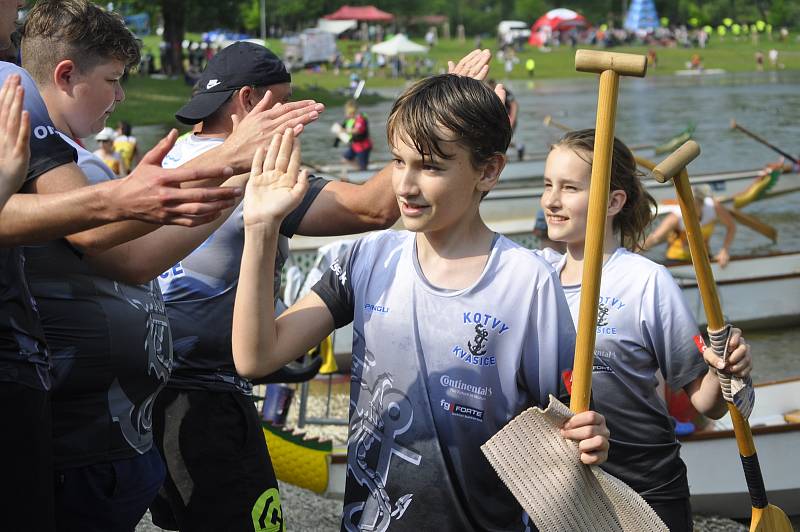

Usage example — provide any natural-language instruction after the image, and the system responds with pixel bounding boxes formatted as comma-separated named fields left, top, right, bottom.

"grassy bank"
left=115, top=36, right=799, bottom=126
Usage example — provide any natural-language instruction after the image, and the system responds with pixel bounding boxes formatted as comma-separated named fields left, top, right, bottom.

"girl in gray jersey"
left=539, top=129, right=753, bottom=531
left=232, top=76, right=612, bottom=531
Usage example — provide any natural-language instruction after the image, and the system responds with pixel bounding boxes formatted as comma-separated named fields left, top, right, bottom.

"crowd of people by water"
left=0, top=0, right=775, bottom=531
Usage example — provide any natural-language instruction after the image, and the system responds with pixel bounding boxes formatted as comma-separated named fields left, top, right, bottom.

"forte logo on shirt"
left=440, top=399, right=484, bottom=421
left=451, top=311, right=510, bottom=367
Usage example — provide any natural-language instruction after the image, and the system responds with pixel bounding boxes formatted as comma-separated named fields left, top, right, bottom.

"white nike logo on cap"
left=206, top=79, right=221, bottom=89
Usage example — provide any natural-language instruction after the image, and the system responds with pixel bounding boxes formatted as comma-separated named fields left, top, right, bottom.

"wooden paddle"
left=652, top=140, right=793, bottom=532
left=543, top=114, right=572, bottom=132
left=730, top=119, right=799, bottom=165
left=570, top=50, right=647, bottom=413
left=730, top=209, right=777, bottom=243
left=634, top=155, right=778, bottom=242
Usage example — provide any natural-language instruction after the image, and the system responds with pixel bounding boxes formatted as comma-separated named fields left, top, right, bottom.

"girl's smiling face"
left=541, top=145, right=593, bottom=246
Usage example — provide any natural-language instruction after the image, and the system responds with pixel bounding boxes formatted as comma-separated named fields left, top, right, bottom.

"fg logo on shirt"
left=440, top=399, right=484, bottom=421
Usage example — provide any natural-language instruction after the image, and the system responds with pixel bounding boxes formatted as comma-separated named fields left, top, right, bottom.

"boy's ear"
left=607, top=189, right=627, bottom=217
left=53, top=60, right=77, bottom=91
left=477, top=153, right=506, bottom=193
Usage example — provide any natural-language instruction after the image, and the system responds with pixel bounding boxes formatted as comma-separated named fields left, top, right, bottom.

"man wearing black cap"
left=150, top=42, right=398, bottom=531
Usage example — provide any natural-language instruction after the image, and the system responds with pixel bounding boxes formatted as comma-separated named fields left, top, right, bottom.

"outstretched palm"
left=447, top=48, right=507, bottom=104
left=243, top=129, right=309, bottom=227
left=0, top=74, right=31, bottom=196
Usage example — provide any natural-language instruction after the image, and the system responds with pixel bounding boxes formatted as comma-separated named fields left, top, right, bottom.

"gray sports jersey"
left=0, top=62, right=76, bottom=391
left=313, top=230, right=576, bottom=531
left=539, top=247, right=708, bottom=501
left=158, top=135, right=328, bottom=393
left=24, top=137, right=172, bottom=467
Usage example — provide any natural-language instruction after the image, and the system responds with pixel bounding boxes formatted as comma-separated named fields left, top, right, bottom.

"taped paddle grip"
left=741, top=452, right=769, bottom=509
left=575, top=50, right=648, bottom=77
left=651, top=140, right=701, bottom=183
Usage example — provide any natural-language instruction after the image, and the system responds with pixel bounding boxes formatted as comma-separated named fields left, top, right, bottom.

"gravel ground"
left=136, top=381, right=795, bottom=531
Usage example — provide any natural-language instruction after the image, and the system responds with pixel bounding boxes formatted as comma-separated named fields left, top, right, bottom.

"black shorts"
left=0, top=382, right=55, bottom=532
left=647, top=497, right=693, bottom=532
left=54, top=446, right=165, bottom=531
left=150, top=388, right=284, bottom=532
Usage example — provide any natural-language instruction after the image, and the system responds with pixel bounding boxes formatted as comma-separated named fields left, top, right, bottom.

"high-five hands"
left=243, top=129, right=309, bottom=227
left=448, top=48, right=506, bottom=104
left=0, top=74, right=31, bottom=204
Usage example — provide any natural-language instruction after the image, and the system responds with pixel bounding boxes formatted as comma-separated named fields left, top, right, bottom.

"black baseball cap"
left=175, top=42, right=291, bottom=125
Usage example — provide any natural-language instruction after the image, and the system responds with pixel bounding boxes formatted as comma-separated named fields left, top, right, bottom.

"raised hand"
left=448, top=49, right=492, bottom=80
left=0, top=74, right=30, bottom=202
left=113, top=129, right=241, bottom=227
left=243, top=129, right=309, bottom=227
left=224, top=92, right=325, bottom=174
left=447, top=49, right=506, bottom=104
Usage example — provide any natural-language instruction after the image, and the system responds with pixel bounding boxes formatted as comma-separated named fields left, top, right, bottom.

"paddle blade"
left=750, top=504, right=793, bottom=532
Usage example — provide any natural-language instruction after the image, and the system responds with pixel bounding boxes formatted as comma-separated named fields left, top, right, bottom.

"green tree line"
left=83, top=0, right=799, bottom=37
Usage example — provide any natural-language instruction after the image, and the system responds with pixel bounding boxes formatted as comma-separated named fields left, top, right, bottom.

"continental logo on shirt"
left=451, top=311, right=509, bottom=367
left=439, top=375, right=493, bottom=401
left=440, top=399, right=484, bottom=422
left=330, top=259, right=347, bottom=286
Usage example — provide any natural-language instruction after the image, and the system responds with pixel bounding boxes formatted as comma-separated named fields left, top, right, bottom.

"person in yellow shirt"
left=113, top=120, right=138, bottom=170
left=93, top=127, right=126, bottom=176
left=644, top=185, right=736, bottom=267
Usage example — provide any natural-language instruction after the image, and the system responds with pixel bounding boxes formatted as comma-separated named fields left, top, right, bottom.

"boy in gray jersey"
left=16, top=1, right=325, bottom=528
left=232, top=75, right=611, bottom=531
left=150, top=41, right=398, bottom=531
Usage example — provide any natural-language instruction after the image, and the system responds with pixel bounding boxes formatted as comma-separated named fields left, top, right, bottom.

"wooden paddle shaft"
left=543, top=115, right=572, bottom=132
left=569, top=70, right=619, bottom=414
left=731, top=120, right=799, bottom=165
left=672, top=169, right=725, bottom=330
left=671, top=169, right=777, bottom=519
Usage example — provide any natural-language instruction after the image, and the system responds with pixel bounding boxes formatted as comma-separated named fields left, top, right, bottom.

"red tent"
left=324, top=5, right=395, bottom=22
left=528, top=8, right=587, bottom=46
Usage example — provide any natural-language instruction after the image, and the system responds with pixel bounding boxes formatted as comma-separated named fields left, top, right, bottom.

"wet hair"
left=21, top=0, right=141, bottom=86
left=117, top=120, right=132, bottom=136
left=553, top=129, right=657, bottom=251
left=386, top=74, right=511, bottom=170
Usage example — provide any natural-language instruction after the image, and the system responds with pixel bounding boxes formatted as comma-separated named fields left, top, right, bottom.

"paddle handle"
left=731, top=121, right=799, bottom=165
left=575, top=50, right=648, bottom=77
left=570, top=69, right=619, bottom=414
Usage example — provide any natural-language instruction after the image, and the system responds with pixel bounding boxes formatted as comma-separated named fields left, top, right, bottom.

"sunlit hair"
left=553, top=129, right=657, bottom=251
left=386, top=74, right=511, bottom=170
left=21, top=0, right=141, bottom=86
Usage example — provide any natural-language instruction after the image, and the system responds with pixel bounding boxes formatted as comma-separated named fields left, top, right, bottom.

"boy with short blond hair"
left=232, top=75, right=610, bottom=530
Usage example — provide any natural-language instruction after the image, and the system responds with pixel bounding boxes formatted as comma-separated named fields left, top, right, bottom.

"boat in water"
left=680, top=376, right=800, bottom=519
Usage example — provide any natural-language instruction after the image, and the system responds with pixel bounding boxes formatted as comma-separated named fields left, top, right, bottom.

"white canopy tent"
left=370, top=33, right=428, bottom=56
